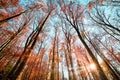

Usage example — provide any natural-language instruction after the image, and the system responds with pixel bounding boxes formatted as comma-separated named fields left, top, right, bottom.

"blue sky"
left=20, top=0, right=91, bottom=5
left=75, top=0, right=90, bottom=5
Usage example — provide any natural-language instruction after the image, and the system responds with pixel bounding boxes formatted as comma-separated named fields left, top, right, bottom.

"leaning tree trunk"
left=74, top=28, right=108, bottom=80
left=7, top=11, right=52, bottom=80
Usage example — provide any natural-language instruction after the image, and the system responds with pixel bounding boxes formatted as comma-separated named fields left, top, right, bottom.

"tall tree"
left=59, top=1, right=108, bottom=80
left=7, top=9, right=52, bottom=79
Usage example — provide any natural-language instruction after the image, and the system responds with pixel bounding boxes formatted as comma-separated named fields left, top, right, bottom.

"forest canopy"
left=0, top=0, right=120, bottom=80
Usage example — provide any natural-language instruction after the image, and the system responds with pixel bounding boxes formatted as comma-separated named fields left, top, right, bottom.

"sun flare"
left=89, top=63, right=96, bottom=70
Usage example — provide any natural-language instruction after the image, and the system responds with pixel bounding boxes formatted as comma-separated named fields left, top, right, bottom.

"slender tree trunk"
left=74, top=28, right=108, bottom=80
left=7, top=11, right=52, bottom=80
left=63, top=47, right=72, bottom=80
left=85, top=34, right=120, bottom=79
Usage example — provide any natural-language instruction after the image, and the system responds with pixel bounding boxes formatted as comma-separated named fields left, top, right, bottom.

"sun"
left=89, top=63, right=96, bottom=70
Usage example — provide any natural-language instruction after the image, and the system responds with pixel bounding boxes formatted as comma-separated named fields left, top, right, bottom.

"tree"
left=0, top=0, right=119, bottom=80
left=7, top=7, right=53, bottom=80
left=61, top=20, right=77, bottom=80
left=59, top=1, right=108, bottom=80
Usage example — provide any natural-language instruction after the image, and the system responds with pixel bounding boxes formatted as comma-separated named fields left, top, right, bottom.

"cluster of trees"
left=0, top=0, right=119, bottom=80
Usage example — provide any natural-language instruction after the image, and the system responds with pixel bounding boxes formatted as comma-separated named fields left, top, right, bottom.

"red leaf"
left=88, top=2, right=95, bottom=10
left=60, top=5, right=66, bottom=12
left=99, top=0, right=104, bottom=5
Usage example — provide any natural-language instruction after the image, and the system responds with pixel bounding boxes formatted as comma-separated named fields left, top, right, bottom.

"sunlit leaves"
left=88, top=0, right=105, bottom=10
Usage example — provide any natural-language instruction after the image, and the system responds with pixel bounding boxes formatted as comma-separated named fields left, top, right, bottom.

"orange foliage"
left=0, top=0, right=23, bottom=26
left=60, top=5, right=66, bottom=12
left=0, top=11, right=10, bottom=20
left=15, top=52, right=21, bottom=57
left=88, top=2, right=95, bottom=10
left=56, top=57, right=61, bottom=62
left=0, top=0, right=19, bottom=8
left=99, top=0, right=104, bottom=5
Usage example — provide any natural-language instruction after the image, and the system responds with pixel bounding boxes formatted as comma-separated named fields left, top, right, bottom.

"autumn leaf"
left=0, top=11, right=10, bottom=20
left=0, top=0, right=19, bottom=9
left=60, top=5, right=66, bottom=12
left=99, top=0, right=104, bottom=5
left=56, top=57, right=61, bottom=62
left=88, top=2, right=95, bottom=10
